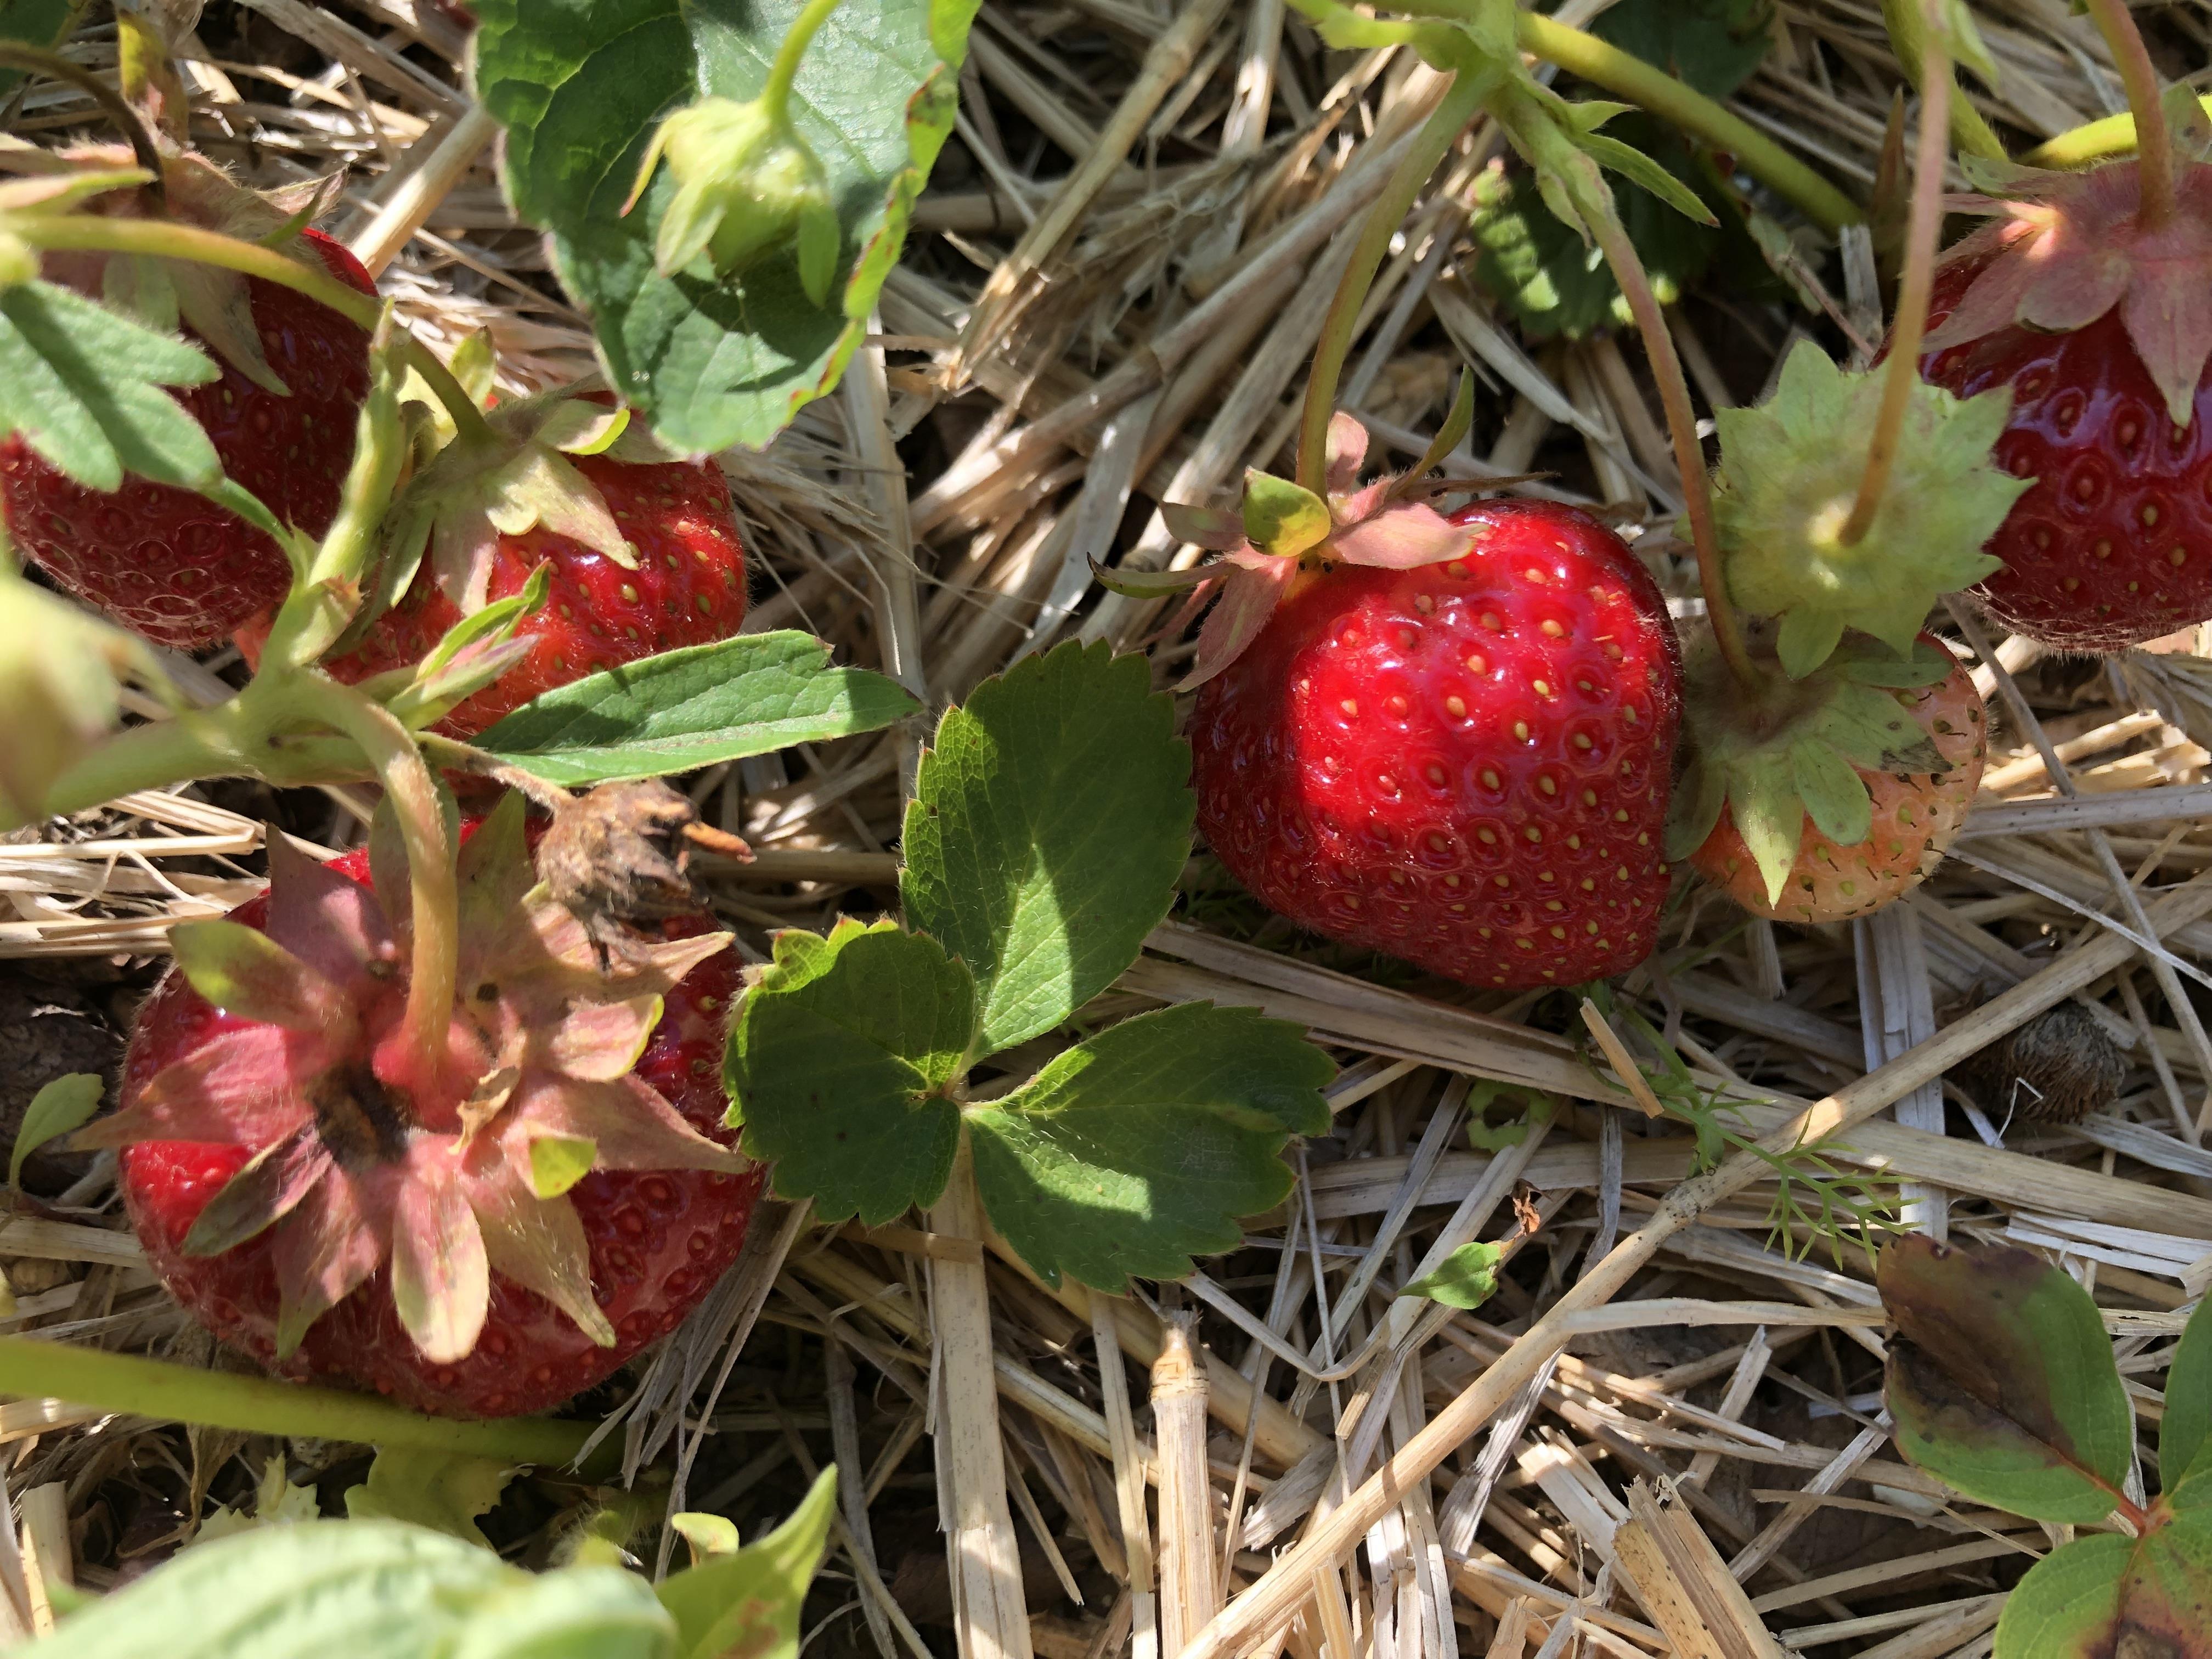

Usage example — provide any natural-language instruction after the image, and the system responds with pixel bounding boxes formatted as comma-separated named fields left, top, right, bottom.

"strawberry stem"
left=2027, top=94, right=2212, bottom=169
left=760, top=0, right=844, bottom=127
left=0, top=45, right=167, bottom=209
left=293, top=678, right=458, bottom=1098
left=0, top=1334, right=612, bottom=1474
left=2084, top=0, right=2175, bottom=230
left=1508, top=12, right=1863, bottom=234
left=1838, top=18, right=1951, bottom=549
left=1296, top=69, right=1486, bottom=492
left=1877, top=0, right=2007, bottom=162
left=1582, top=199, right=1757, bottom=695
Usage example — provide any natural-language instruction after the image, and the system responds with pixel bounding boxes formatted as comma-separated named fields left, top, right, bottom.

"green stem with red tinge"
left=1838, top=5, right=1951, bottom=548
left=0, top=1334, right=614, bottom=1472
left=2084, top=0, right=2175, bottom=230
left=1295, top=66, right=1489, bottom=492
left=7, top=213, right=493, bottom=444
left=291, top=678, right=458, bottom=1097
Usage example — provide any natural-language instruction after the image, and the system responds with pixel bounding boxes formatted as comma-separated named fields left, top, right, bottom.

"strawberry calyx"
left=1, top=140, right=350, bottom=396
left=1123, top=411, right=1480, bottom=687
left=370, top=380, right=655, bottom=630
left=1924, top=86, right=2212, bottom=428
left=1665, top=631, right=1959, bottom=906
left=1711, top=340, right=2025, bottom=679
left=78, top=794, right=747, bottom=1366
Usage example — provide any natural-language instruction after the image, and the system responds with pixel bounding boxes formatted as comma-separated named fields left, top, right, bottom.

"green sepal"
left=1240, top=471, right=1331, bottom=558
left=1711, top=341, right=2021, bottom=670
left=1667, top=635, right=1945, bottom=900
left=1790, top=738, right=1871, bottom=847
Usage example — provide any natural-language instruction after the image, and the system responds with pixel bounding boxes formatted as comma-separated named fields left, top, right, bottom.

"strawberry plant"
left=1880, top=1237, right=2212, bottom=1658
left=727, top=642, right=1334, bottom=1288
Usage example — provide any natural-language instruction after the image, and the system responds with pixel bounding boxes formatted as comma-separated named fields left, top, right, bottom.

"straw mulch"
left=3, top=3, right=2210, bottom=1656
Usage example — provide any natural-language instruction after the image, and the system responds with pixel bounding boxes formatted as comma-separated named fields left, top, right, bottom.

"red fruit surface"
left=0, top=228, right=376, bottom=647
left=1920, top=257, right=2212, bottom=651
left=1190, top=499, right=1681, bottom=989
left=240, top=449, right=749, bottom=737
left=1691, top=654, right=1987, bottom=924
left=116, top=831, right=761, bottom=1419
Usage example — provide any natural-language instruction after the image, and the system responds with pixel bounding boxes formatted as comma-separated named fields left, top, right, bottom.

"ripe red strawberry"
left=1915, top=144, right=2212, bottom=650
left=236, top=414, right=748, bottom=738
left=87, top=799, right=761, bottom=1418
left=0, top=151, right=375, bottom=647
left=1189, top=498, right=1681, bottom=989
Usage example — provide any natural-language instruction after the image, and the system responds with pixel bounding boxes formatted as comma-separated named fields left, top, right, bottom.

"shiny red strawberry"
left=1916, top=136, right=2212, bottom=650
left=237, top=397, right=748, bottom=737
left=88, top=799, right=761, bottom=1419
left=1184, top=471, right=1681, bottom=989
left=0, top=150, right=375, bottom=647
left=1683, top=637, right=1986, bottom=924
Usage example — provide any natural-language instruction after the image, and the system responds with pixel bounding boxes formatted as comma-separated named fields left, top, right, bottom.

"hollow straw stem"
left=0, top=1335, right=612, bottom=1472
left=8, top=214, right=493, bottom=443
left=760, top=0, right=844, bottom=125
left=292, top=678, right=457, bottom=1097
left=1837, top=12, right=1951, bottom=548
left=0, top=45, right=167, bottom=208
left=1295, top=67, right=1487, bottom=492
left=2084, top=0, right=2175, bottom=229
left=1583, top=202, right=1757, bottom=692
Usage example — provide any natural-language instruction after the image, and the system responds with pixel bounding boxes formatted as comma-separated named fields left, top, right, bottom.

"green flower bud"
left=625, top=94, right=840, bottom=303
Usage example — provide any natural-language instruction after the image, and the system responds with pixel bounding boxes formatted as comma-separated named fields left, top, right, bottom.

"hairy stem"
left=761, top=0, right=845, bottom=125
left=2084, top=0, right=2174, bottom=229
left=292, top=678, right=456, bottom=1096
left=1584, top=203, right=1756, bottom=692
left=1838, top=18, right=1950, bottom=548
left=40, top=706, right=251, bottom=819
left=1296, top=69, right=1487, bottom=490
left=0, top=1335, right=611, bottom=1472
left=0, top=46, right=166, bottom=207
left=1511, top=12, right=1864, bottom=233
left=8, top=214, right=492, bottom=443
left=1878, top=0, right=2006, bottom=162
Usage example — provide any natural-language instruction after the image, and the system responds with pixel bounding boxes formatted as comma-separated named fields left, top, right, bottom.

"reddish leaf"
left=1880, top=1235, right=2133, bottom=1523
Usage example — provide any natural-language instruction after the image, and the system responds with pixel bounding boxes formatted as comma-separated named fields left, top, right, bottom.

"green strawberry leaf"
left=342, top=1449, right=515, bottom=1550
left=656, top=1466, right=836, bottom=1659
left=1879, top=1235, right=2134, bottom=1525
left=725, top=920, right=974, bottom=1224
left=471, top=631, right=917, bottom=788
left=8, top=1073, right=100, bottom=1190
left=1992, top=1534, right=2131, bottom=1659
left=30, top=1520, right=675, bottom=1659
left=1402, top=1240, right=1507, bottom=1310
left=1726, top=746, right=1805, bottom=906
left=2164, top=1296, right=2212, bottom=1498
left=474, top=0, right=978, bottom=453
left=966, top=1003, right=1331, bottom=1290
left=1468, top=152, right=1714, bottom=341
left=0, top=0, right=78, bottom=97
left=0, top=282, right=276, bottom=534
left=901, top=641, right=1192, bottom=1057
left=1593, top=0, right=1775, bottom=99
left=1994, top=1514, right=2212, bottom=1659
